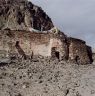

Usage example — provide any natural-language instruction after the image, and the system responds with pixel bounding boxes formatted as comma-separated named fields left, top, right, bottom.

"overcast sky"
left=30, top=0, right=95, bottom=48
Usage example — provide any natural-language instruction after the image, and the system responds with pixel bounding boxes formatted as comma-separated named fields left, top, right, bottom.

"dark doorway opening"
left=51, top=47, right=60, bottom=59
left=16, top=41, right=19, bottom=47
left=75, top=55, right=80, bottom=64
left=55, top=51, right=60, bottom=59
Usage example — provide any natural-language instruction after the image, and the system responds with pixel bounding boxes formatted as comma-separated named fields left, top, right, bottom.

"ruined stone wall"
left=0, top=30, right=50, bottom=57
left=87, top=46, right=93, bottom=63
left=0, top=30, right=67, bottom=59
left=0, top=30, right=92, bottom=64
left=50, top=38, right=68, bottom=60
left=68, top=38, right=91, bottom=64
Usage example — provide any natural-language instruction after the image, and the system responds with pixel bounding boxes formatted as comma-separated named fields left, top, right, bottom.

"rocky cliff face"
left=0, top=0, right=54, bottom=31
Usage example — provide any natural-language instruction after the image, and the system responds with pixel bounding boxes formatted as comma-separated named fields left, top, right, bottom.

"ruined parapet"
left=68, top=37, right=92, bottom=64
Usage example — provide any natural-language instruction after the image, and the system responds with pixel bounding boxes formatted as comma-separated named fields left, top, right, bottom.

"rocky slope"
left=0, top=0, right=54, bottom=31
left=0, top=57, right=95, bottom=96
left=0, top=0, right=94, bottom=96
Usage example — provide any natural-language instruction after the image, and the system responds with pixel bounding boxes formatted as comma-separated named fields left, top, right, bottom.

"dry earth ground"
left=0, top=55, right=95, bottom=96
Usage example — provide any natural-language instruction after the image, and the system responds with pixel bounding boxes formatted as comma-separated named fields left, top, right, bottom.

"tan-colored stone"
left=0, top=29, right=92, bottom=64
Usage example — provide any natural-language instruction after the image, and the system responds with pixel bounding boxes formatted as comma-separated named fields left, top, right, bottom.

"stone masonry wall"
left=0, top=30, right=92, bottom=64
left=0, top=30, right=68, bottom=60
left=68, top=37, right=91, bottom=64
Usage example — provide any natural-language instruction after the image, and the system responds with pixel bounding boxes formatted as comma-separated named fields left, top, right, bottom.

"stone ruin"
left=0, top=27, right=93, bottom=64
left=68, top=37, right=93, bottom=64
left=0, top=0, right=93, bottom=64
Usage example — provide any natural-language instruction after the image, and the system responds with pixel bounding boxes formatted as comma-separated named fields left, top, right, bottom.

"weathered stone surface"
left=68, top=37, right=92, bottom=64
left=0, top=0, right=54, bottom=31
left=0, top=0, right=93, bottom=64
left=0, top=29, right=68, bottom=60
left=0, top=28, right=93, bottom=64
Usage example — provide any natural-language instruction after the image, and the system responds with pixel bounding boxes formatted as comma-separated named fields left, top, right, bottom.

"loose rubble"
left=0, top=55, right=95, bottom=96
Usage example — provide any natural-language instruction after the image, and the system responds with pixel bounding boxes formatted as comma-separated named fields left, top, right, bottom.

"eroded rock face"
left=0, top=29, right=93, bottom=64
left=68, top=37, right=93, bottom=64
left=0, top=0, right=54, bottom=31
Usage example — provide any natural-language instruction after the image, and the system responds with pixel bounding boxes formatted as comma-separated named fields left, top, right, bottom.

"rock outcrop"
left=0, top=0, right=54, bottom=31
left=0, top=0, right=93, bottom=64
